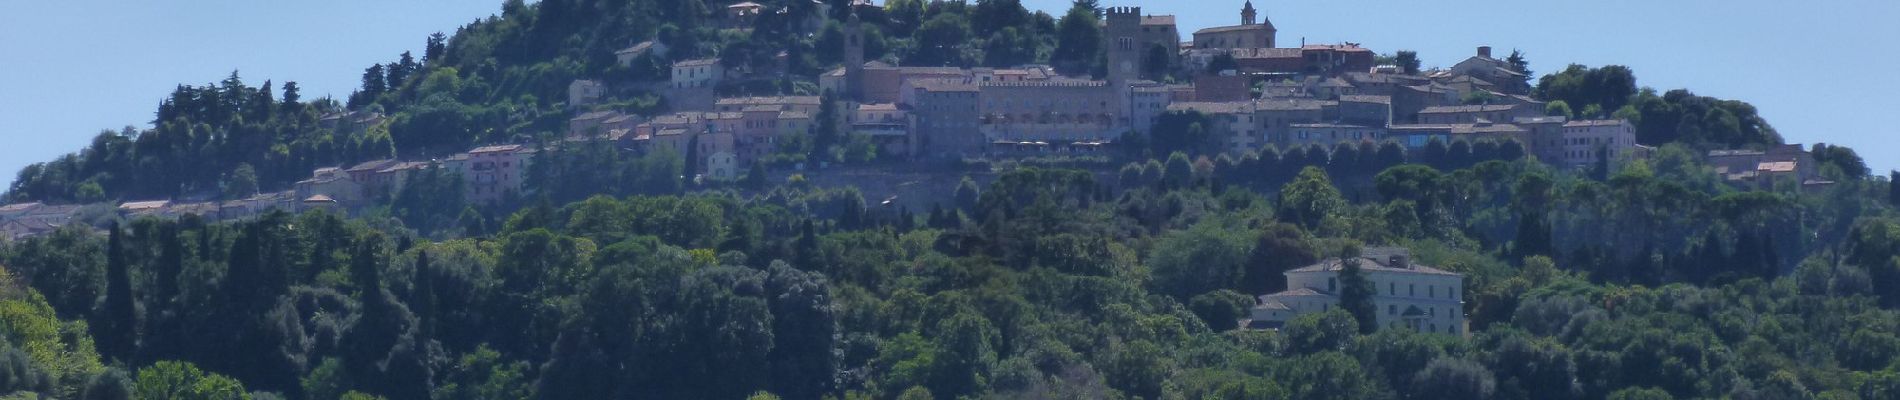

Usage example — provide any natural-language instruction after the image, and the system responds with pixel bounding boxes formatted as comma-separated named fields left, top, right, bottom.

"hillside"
left=4, top=1, right=1900, bottom=400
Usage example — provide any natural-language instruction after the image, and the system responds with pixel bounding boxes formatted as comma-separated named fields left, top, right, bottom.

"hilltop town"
left=0, top=1, right=1833, bottom=241
left=5, top=1, right=1900, bottom=399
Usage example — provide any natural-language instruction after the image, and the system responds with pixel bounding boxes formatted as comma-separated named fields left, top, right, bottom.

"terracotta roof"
left=1339, top=95, right=1391, bottom=105
left=911, top=79, right=978, bottom=92
left=779, top=111, right=811, bottom=119
left=1169, top=101, right=1254, bottom=114
left=25, top=205, right=78, bottom=217
left=1419, top=104, right=1519, bottom=114
left=1709, top=149, right=1766, bottom=157
left=1290, top=123, right=1378, bottom=129
left=571, top=110, right=619, bottom=121
left=1287, top=255, right=1460, bottom=276
left=1262, top=288, right=1327, bottom=298
left=1759, top=161, right=1798, bottom=173
left=1141, top=15, right=1175, bottom=25
left=717, top=96, right=822, bottom=106
left=1451, top=123, right=1527, bottom=134
left=119, top=200, right=170, bottom=211
left=346, top=159, right=400, bottom=173
left=377, top=162, right=428, bottom=174
left=858, top=103, right=899, bottom=112
left=1512, top=116, right=1568, bottom=125
left=303, top=195, right=336, bottom=203
left=895, top=66, right=968, bottom=76
left=1194, top=23, right=1274, bottom=35
left=1388, top=124, right=1458, bottom=131
left=469, top=144, right=525, bottom=154
left=1564, top=119, right=1628, bottom=128
left=1230, top=48, right=1303, bottom=59
left=616, top=41, right=658, bottom=56
left=1255, top=98, right=1332, bottom=111
left=673, top=58, right=720, bottom=68
left=1302, top=44, right=1373, bottom=53
left=0, top=203, right=43, bottom=213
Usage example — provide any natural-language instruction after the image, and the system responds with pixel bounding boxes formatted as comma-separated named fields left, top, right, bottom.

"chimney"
left=1477, top=46, right=1493, bottom=58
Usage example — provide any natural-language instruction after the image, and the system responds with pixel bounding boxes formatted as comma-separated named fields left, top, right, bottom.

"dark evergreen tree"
left=412, top=249, right=437, bottom=340
left=425, top=32, right=448, bottom=63
left=1050, top=2, right=1101, bottom=76
left=1890, top=171, right=1900, bottom=206
left=95, top=223, right=140, bottom=363
left=80, top=368, right=133, bottom=400
left=1337, top=250, right=1378, bottom=334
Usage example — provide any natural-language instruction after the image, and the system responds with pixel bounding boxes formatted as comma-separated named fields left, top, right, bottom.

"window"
left=1430, top=286, right=1435, bottom=298
left=1389, top=282, right=1395, bottom=295
left=1388, top=305, right=1396, bottom=315
left=1409, top=284, right=1415, bottom=297
left=1328, top=278, right=1337, bottom=292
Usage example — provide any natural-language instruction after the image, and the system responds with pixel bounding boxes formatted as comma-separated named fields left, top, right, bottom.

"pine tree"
left=390, top=51, right=419, bottom=89
left=425, top=32, right=448, bottom=64
left=280, top=81, right=302, bottom=115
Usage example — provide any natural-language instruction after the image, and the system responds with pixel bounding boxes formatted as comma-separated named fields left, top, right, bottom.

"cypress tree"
left=96, top=223, right=140, bottom=363
left=1889, top=171, right=1899, bottom=206
left=1337, top=249, right=1379, bottom=334
left=413, top=249, right=437, bottom=339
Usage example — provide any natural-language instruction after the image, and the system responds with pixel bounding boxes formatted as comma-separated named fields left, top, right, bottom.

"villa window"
left=1409, top=284, right=1415, bottom=297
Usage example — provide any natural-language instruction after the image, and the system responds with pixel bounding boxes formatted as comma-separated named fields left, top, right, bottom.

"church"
left=1193, top=1, right=1276, bottom=50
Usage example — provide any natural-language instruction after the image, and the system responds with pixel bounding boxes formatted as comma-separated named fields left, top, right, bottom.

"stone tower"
left=1242, top=0, right=1257, bottom=25
left=843, top=10, right=865, bottom=101
left=1104, top=6, right=1142, bottom=130
left=1104, top=6, right=1141, bottom=89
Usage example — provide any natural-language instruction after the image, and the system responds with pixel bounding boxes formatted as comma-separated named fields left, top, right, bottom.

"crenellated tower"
left=1104, top=6, right=1141, bottom=89
left=1104, top=6, right=1142, bottom=130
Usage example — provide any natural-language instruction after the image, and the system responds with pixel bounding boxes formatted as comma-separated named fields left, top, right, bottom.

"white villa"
left=1249, top=248, right=1467, bottom=335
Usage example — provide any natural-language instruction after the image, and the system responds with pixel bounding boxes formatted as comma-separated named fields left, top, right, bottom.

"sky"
left=3, top=0, right=1898, bottom=192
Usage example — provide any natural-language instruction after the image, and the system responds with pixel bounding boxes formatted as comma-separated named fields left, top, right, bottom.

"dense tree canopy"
left=4, top=1, right=1897, bottom=400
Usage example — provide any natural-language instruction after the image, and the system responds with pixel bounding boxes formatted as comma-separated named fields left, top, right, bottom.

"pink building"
left=464, top=145, right=533, bottom=205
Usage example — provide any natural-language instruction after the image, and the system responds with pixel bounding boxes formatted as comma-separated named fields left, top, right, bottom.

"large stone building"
left=1138, top=15, right=1181, bottom=66
left=1440, top=46, right=1530, bottom=95
left=1193, top=1, right=1275, bottom=50
left=1251, top=248, right=1466, bottom=335
left=820, top=6, right=1156, bottom=159
left=904, top=78, right=983, bottom=158
left=1416, top=104, right=1542, bottom=124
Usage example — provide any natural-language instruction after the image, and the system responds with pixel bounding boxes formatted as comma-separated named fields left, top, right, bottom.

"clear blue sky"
left=4, top=0, right=1898, bottom=192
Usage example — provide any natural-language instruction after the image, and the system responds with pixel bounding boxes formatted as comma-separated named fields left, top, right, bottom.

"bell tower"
left=1242, top=0, right=1257, bottom=25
